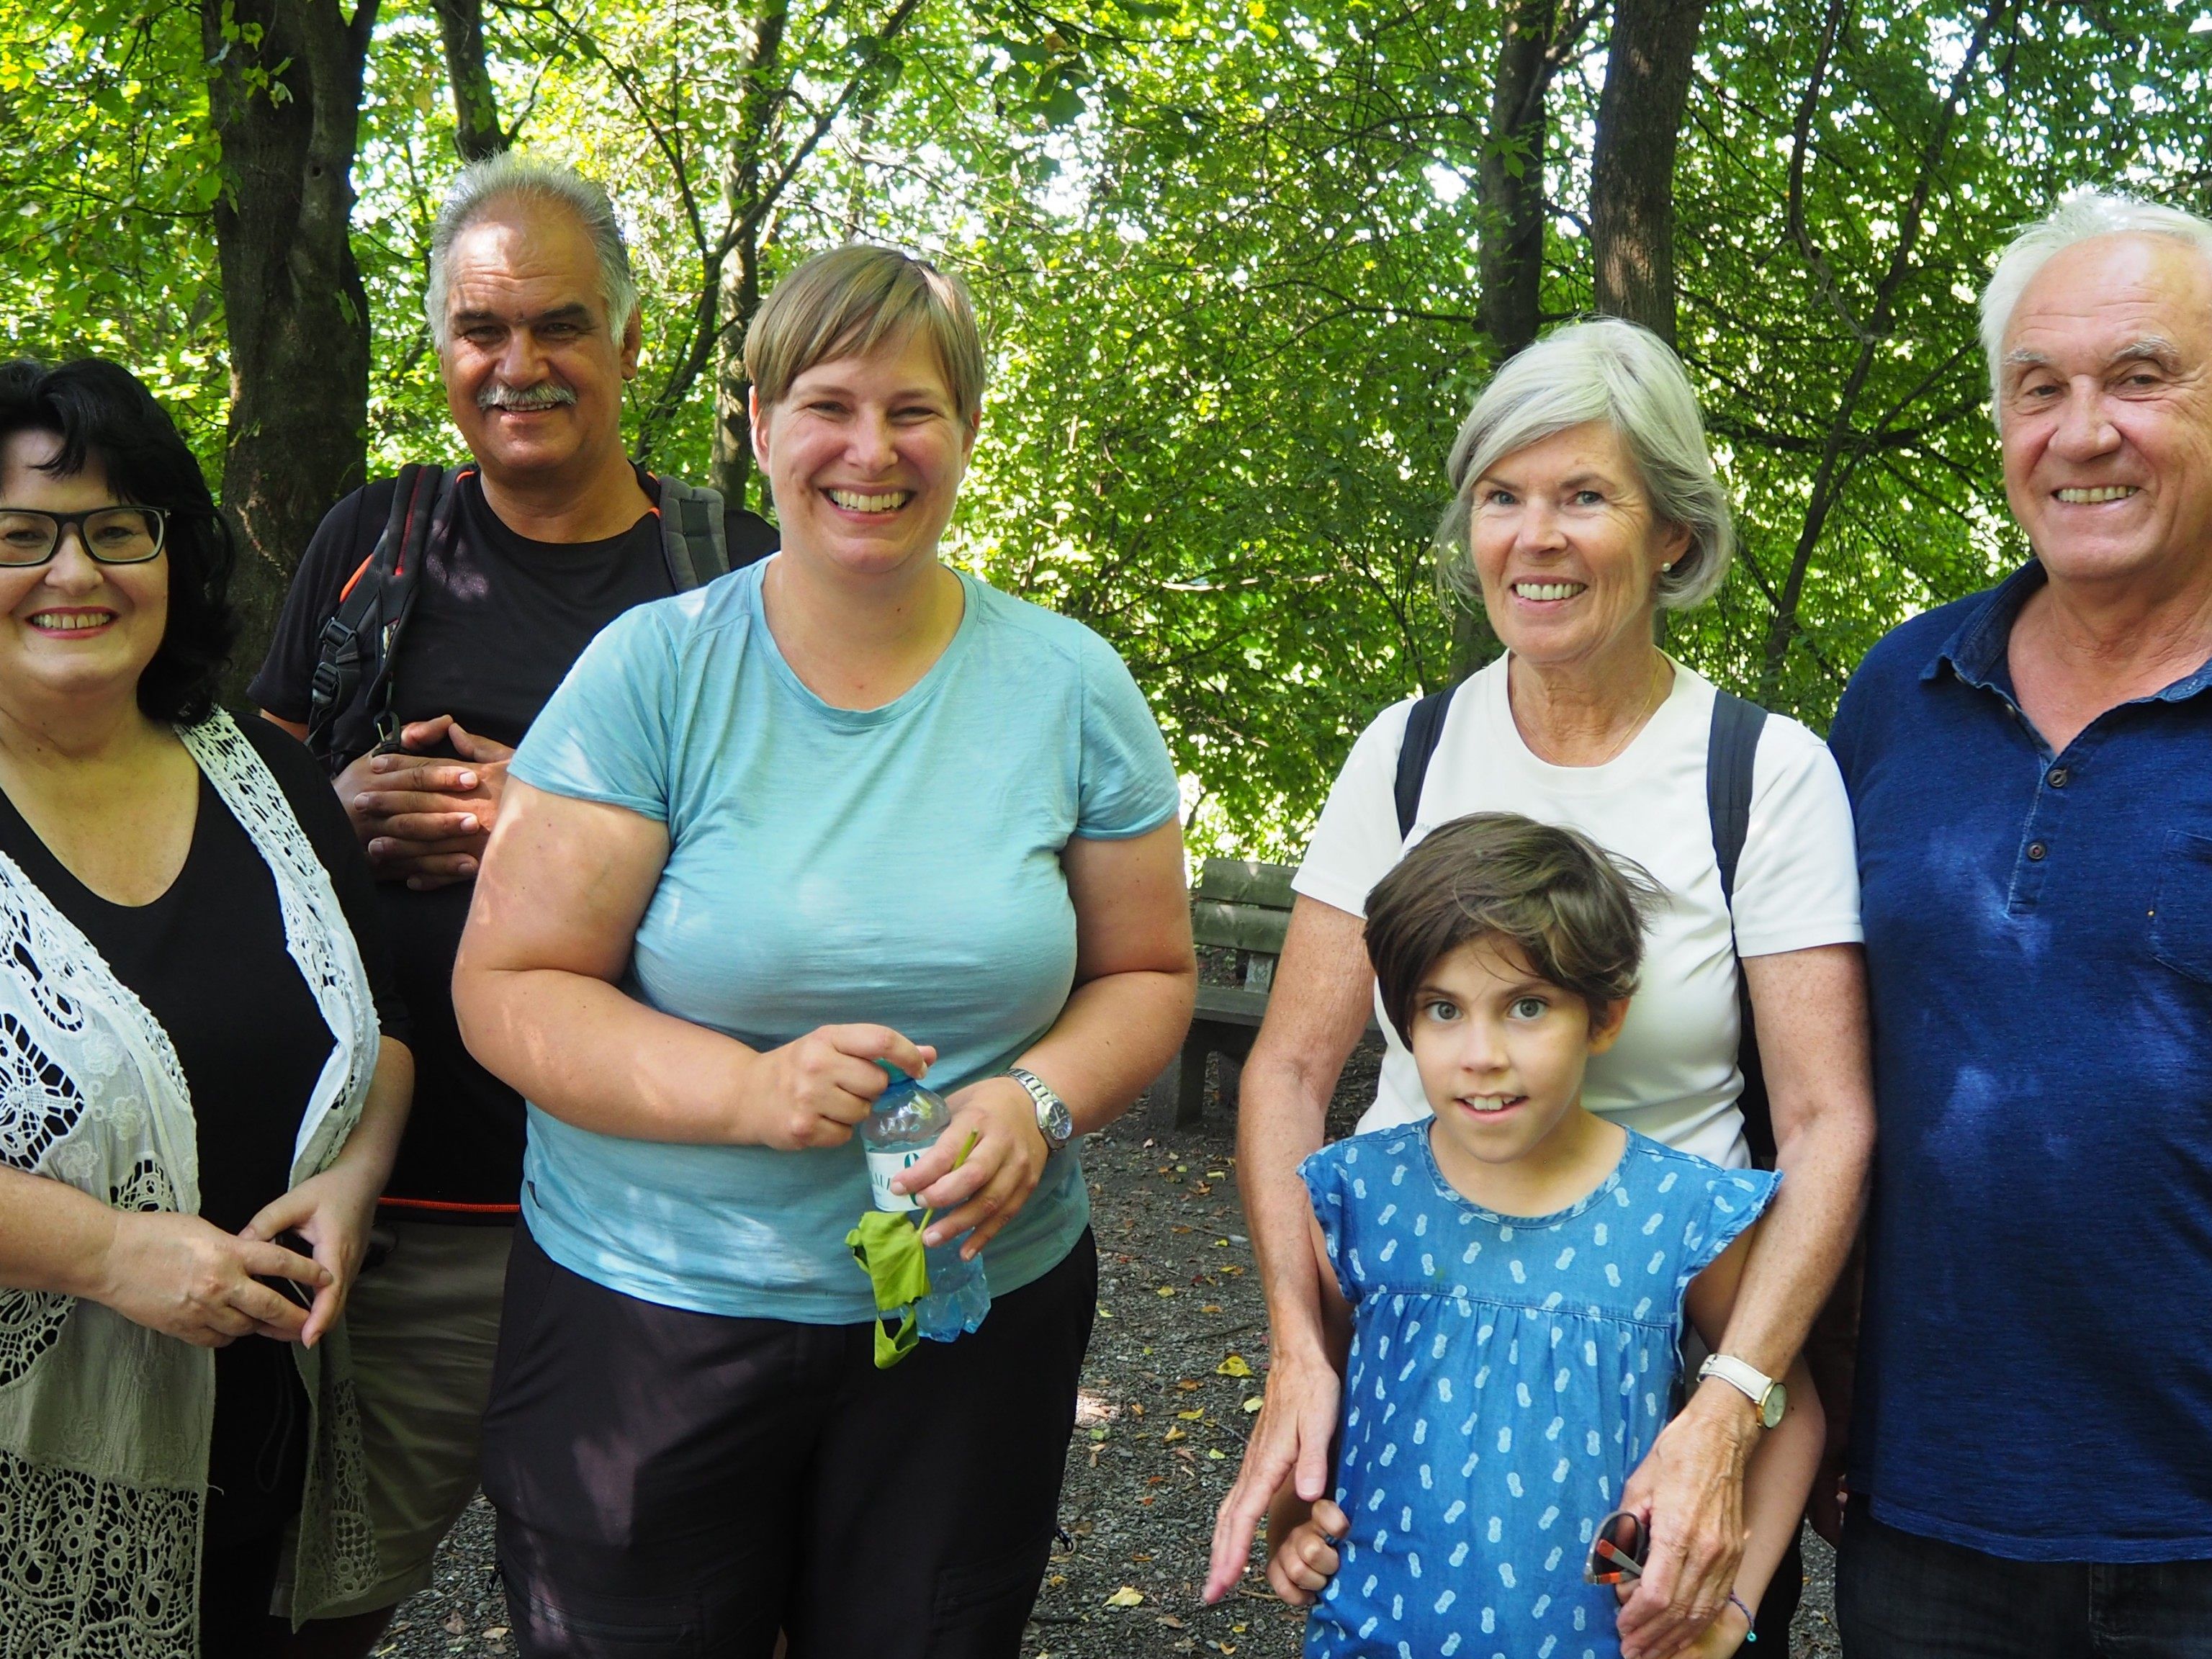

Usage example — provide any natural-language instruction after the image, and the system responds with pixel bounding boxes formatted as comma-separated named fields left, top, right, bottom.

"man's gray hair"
left=1979, top=189, right=2212, bottom=421
left=1437, top=318, right=1735, bottom=613
left=423, top=154, right=640, bottom=346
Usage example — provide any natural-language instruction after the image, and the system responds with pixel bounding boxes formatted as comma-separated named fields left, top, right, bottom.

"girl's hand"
left=1265, top=1498, right=1347, bottom=1607
left=899, top=1076, right=1050, bottom=1254
left=243, top=1156, right=387, bottom=1347
left=94, top=1210, right=329, bottom=1348
left=1683, top=1598, right=1753, bottom=1659
left=1614, top=1586, right=1752, bottom=1659
left=745, top=1026, right=937, bottom=1150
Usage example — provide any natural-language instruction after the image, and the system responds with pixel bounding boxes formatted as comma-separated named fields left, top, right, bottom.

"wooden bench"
left=1169, top=857, right=1383, bottom=1124
left=1172, top=858, right=1296, bottom=1125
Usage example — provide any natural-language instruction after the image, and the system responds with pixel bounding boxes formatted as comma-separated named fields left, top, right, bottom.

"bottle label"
left=867, top=1148, right=924, bottom=1212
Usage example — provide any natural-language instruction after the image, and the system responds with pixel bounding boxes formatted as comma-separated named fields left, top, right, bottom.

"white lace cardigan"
left=0, top=712, right=383, bottom=1656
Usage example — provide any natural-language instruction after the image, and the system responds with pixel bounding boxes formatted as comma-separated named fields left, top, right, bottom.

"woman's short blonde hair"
left=745, top=245, right=985, bottom=426
left=1434, top=318, right=1735, bottom=612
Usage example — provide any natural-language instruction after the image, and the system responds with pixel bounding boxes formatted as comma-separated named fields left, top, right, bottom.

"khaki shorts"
left=280, top=1218, right=513, bottom=1617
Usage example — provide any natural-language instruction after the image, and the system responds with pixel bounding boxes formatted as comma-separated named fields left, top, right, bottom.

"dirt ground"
left=374, top=1042, right=1840, bottom=1658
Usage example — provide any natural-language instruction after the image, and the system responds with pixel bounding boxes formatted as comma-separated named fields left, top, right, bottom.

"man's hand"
left=1265, top=1497, right=1347, bottom=1607
left=338, top=715, right=515, bottom=891
left=1614, top=1385, right=1757, bottom=1659
left=1204, top=1344, right=1341, bottom=1602
left=899, top=1076, right=1051, bottom=1256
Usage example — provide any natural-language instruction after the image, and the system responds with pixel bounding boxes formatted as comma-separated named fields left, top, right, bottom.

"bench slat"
left=1192, top=900, right=1291, bottom=956
left=1193, top=984, right=1272, bottom=1026
left=1195, top=858, right=1296, bottom=909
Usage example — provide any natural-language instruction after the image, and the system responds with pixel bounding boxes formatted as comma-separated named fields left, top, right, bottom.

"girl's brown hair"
left=1364, top=812, right=1662, bottom=1043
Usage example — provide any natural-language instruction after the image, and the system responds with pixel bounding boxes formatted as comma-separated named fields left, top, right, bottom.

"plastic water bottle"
left=860, top=1067, right=991, bottom=1340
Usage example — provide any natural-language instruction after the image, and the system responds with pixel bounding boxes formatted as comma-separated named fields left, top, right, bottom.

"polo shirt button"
left=2028, top=841, right=2049, bottom=860
left=2048, top=767, right=2069, bottom=788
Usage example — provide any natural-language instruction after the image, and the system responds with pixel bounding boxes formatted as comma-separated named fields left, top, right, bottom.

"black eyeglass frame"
left=0, top=505, right=171, bottom=567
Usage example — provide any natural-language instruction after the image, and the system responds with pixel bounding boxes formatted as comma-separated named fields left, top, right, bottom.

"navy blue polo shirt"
left=1829, top=560, right=2212, bottom=1561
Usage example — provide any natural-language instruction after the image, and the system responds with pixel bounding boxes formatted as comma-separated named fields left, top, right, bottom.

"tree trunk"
left=1477, top=0, right=1563, bottom=363
left=201, top=0, right=377, bottom=697
left=710, top=0, right=791, bottom=509
left=431, top=0, right=505, bottom=161
left=1455, top=0, right=1581, bottom=681
left=1588, top=0, right=1709, bottom=346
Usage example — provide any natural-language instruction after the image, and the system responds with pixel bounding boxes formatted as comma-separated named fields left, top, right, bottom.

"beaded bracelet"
left=1727, top=1591, right=1758, bottom=1641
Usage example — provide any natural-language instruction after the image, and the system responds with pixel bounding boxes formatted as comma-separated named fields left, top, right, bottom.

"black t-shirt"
left=249, top=468, right=775, bottom=1214
left=0, top=714, right=405, bottom=1547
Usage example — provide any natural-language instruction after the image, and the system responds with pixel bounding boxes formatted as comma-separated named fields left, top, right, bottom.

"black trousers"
left=481, top=1223, right=1098, bottom=1659
left=1838, top=1505, right=2212, bottom=1658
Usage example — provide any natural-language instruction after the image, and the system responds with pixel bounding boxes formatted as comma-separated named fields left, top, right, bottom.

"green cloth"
left=845, top=1210, right=930, bottom=1367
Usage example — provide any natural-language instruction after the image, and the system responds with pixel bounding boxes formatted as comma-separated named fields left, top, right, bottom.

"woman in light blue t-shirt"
left=451, top=247, right=1195, bottom=1657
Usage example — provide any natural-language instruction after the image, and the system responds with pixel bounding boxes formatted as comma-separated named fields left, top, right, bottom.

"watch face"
left=1043, top=1098, right=1074, bottom=1146
left=1761, top=1383, right=1788, bottom=1430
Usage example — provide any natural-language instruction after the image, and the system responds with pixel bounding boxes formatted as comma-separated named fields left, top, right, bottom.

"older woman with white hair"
left=1206, top=318, right=1875, bottom=1659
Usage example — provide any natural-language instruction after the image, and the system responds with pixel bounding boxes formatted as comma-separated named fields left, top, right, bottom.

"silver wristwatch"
left=1698, top=1353, right=1788, bottom=1429
left=1008, top=1066, right=1074, bottom=1152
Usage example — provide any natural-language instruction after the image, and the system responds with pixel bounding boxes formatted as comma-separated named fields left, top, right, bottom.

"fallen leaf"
left=1216, top=1354, right=1254, bottom=1378
left=1156, top=1287, right=1177, bottom=1298
left=1157, top=1614, right=1189, bottom=1630
left=1048, top=1573, right=1068, bottom=1586
left=1131, top=1552, right=1154, bottom=1563
left=1202, top=1304, right=1223, bottom=1314
left=1193, top=1182, right=1214, bottom=1196
left=444, top=1616, right=467, bottom=1636
left=1162, top=1425, right=1187, bottom=1443
left=1208, top=1448, right=1226, bottom=1460
left=1242, top=1396, right=1264, bottom=1413
left=1177, top=1408, right=1205, bottom=1420
left=1105, top=1586, right=1145, bottom=1608
left=485, top=1632, right=509, bottom=1644
left=1176, top=1379, right=1202, bottom=1393
left=1206, top=1171, right=1226, bottom=1179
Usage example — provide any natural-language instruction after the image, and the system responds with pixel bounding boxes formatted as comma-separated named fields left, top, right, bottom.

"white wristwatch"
left=1698, top=1353, right=1787, bottom=1429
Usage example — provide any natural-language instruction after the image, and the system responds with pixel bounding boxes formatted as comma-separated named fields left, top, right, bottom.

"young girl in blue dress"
left=1259, top=813, right=1820, bottom=1659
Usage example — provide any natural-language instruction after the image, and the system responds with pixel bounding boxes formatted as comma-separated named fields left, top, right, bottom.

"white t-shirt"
left=1295, top=653, right=1862, bottom=1169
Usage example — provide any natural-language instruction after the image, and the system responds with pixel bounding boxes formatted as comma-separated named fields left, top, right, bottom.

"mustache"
left=477, top=380, right=578, bottom=413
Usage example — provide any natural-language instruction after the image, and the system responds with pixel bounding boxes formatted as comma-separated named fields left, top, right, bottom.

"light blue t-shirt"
left=507, top=559, right=1181, bottom=1321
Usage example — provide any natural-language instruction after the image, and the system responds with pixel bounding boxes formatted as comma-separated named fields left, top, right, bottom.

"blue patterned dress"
left=1298, top=1125, right=1778, bottom=1659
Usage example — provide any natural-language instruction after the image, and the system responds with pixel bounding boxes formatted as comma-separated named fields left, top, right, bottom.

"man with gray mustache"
left=250, top=153, right=775, bottom=1658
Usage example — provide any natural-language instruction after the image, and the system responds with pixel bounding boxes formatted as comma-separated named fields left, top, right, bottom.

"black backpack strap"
left=649, top=473, right=729, bottom=591
left=1707, top=689, right=1773, bottom=1165
left=305, top=465, right=454, bottom=775
left=1707, top=691, right=1766, bottom=905
left=1394, top=684, right=1459, bottom=842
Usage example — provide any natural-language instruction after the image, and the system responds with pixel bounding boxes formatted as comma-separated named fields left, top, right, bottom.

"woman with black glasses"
left=0, top=359, right=413, bottom=1658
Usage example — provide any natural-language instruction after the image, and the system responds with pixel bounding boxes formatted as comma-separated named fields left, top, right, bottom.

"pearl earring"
left=1660, top=562, right=1674, bottom=572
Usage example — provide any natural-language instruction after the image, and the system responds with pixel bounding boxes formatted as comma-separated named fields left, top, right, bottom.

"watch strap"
left=1698, top=1353, right=1780, bottom=1420
left=1007, top=1066, right=1072, bottom=1151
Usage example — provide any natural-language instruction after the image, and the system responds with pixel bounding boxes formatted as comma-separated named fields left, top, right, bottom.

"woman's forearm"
left=1240, top=1047, right=1338, bottom=1362
left=1018, top=964, right=1196, bottom=1134
left=0, top=1164, right=122, bottom=1300
left=456, top=963, right=764, bottom=1143
left=1722, top=946, right=1876, bottom=1376
left=1728, top=1358, right=1823, bottom=1610
left=1713, top=1099, right=1871, bottom=1377
left=327, top=1037, right=414, bottom=1184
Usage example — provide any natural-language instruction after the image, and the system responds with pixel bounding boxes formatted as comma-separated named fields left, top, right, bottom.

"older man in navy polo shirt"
left=1829, top=190, right=2212, bottom=1655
